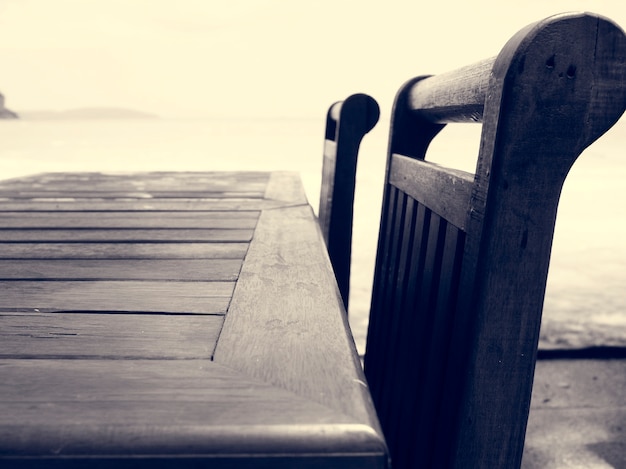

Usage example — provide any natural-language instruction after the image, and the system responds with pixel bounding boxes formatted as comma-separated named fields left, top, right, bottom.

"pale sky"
left=1, top=0, right=626, bottom=118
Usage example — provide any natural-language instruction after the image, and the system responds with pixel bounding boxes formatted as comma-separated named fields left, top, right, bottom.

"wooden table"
left=0, top=171, right=387, bottom=468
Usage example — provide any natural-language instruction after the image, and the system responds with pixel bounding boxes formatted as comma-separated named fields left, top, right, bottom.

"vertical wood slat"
left=396, top=212, right=447, bottom=469
left=409, top=222, right=465, bottom=469
left=383, top=203, right=440, bottom=467
left=374, top=192, right=413, bottom=447
left=386, top=201, right=431, bottom=459
left=377, top=196, right=417, bottom=427
left=366, top=188, right=466, bottom=469
left=365, top=186, right=398, bottom=401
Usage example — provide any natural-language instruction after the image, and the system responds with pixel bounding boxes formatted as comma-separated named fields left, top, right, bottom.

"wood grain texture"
left=0, top=170, right=387, bottom=467
left=0, top=312, right=222, bottom=358
left=0, top=242, right=249, bottom=259
left=0, top=190, right=266, bottom=199
left=0, top=359, right=385, bottom=460
left=0, top=228, right=254, bottom=242
left=389, top=153, right=473, bottom=230
left=0, top=280, right=234, bottom=313
left=263, top=171, right=309, bottom=205
left=0, top=259, right=242, bottom=280
left=408, top=57, right=494, bottom=123
left=0, top=171, right=270, bottom=190
left=214, top=204, right=383, bottom=434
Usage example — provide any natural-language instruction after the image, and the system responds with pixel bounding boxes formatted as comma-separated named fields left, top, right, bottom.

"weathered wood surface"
left=0, top=280, right=234, bottom=313
left=0, top=211, right=259, bottom=228
left=214, top=204, right=381, bottom=428
left=0, top=171, right=387, bottom=468
left=318, top=94, right=379, bottom=309
left=0, top=259, right=242, bottom=280
left=364, top=12, right=626, bottom=469
left=408, top=57, right=494, bottom=123
left=388, top=153, right=473, bottom=230
left=0, top=359, right=384, bottom=467
left=0, top=242, right=248, bottom=259
left=0, top=199, right=288, bottom=211
left=0, top=312, right=223, bottom=358
left=0, top=228, right=254, bottom=242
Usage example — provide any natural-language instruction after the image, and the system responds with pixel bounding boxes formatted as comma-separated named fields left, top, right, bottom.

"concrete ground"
left=522, top=358, right=626, bottom=468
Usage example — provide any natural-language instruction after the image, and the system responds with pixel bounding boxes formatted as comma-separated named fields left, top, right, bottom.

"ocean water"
left=1, top=117, right=624, bottom=354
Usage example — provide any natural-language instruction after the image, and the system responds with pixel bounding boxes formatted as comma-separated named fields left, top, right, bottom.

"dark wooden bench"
left=318, top=93, right=379, bottom=309
left=362, top=12, right=626, bottom=468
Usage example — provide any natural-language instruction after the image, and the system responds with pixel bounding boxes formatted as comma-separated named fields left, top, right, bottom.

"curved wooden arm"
left=407, top=12, right=626, bottom=135
left=408, top=57, right=494, bottom=123
left=319, top=93, right=380, bottom=310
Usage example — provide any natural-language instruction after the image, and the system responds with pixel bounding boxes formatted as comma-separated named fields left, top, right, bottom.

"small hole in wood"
left=567, top=64, right=576, bottom=78
left=546, top=55, right=555, bottom=68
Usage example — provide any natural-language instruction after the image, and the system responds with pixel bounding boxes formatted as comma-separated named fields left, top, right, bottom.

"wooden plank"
left=0, top=242, right=248, bottom=259
left=0, top=228, right=253, bottom=242
left=0, top=312, right=222, bottom=359
left=389, top=153, right=473, bottom=230
left=410, top=221, right=465, bottom=464
left=0, top=190, right=266, bottom=199
left=0, top=171, right=388, bottom=467
left=263, top=171, right=309, bottom=205
left=408, top=57, right=494, bottom=123
left=365, top=186, right=400, bottom=399
left=0, top=198, right=289, bottom=211
left=0, top=259, right=242, bottom=281
left=376, top=197, right=419, bottom=450
left=0, top=359, right=387, bottom=461
left=374, top=189, right=408, bottom=414
left=214, top=205, right=383, bottom=434
left=0, top=171, right=271, bottom=189
left=0, top=211, right=259, bottom=229
left=0, top=280, right=233, bottom=313
left=380, top=202, right=431, bottom=461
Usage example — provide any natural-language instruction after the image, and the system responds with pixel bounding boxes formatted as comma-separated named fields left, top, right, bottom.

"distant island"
left=17, top=107, right=159, bottom=120
left=0, top=93, right=18, bottom=119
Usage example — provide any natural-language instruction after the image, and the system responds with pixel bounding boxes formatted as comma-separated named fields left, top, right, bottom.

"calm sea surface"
left=1, top=117, right=624, bottom=353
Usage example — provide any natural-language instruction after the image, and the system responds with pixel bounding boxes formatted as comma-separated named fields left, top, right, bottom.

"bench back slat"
left=408, top=57, right=494, bottom=123
left=364, top=12, right=626, bottom=468
left=389, top=154, right=473, bottom=230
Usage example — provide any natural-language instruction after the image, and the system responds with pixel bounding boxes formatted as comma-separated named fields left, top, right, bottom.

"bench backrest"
left=363, top=12, right=626, bottom=468
left=319, top=93, right=379, bottom=309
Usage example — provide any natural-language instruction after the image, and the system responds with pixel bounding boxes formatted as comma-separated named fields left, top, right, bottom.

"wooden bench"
left=362, top=12, right=626, bottom=468
left=318, top=93, right=379, bottom=309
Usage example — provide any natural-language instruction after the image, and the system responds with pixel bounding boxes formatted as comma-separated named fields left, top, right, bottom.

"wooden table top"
left=0, top=171, right=388, bottom=468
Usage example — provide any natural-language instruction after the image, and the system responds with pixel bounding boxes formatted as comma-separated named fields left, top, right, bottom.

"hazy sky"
left=1, top=0, right=626, bottom=118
